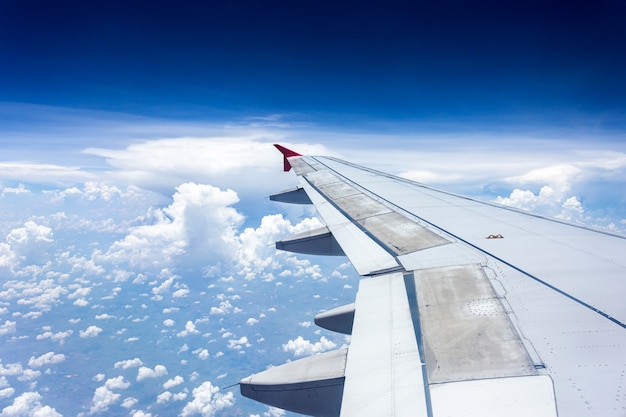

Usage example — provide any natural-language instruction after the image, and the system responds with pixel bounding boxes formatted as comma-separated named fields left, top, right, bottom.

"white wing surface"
left=240, top=145, right=626, bottom=417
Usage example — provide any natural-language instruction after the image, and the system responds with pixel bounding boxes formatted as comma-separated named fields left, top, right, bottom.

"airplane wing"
left=240, top=144, right=626, bottom=417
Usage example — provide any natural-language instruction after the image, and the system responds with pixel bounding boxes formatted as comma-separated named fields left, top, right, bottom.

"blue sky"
left=2, top=0, right=626, bottom=124
left=1, top=1, right=626, bottom=416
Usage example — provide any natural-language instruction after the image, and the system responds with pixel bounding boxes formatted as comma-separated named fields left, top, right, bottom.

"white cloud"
left=5, top=221, right=54, bottom=266
left=496, top=185, right=559, bottom=212
left=282, top=336, right=337, bottom=357
left=0, top=162, right=93, bottom=185
left=88, top=387, right=120, bottom=414
left=151, top=275, right=176, bottom=297
left=163, top=375, right=184, bottom=390
left=120, top=397, right=138, bottom=409
left=73, top=298, right=89, bottom=307
left=105, top=376, right=131, bottom=390
left=558, top=196, right=585, bottom=222
left=86, top=376, right=132, bottom=414
left=114, top=358, right=143, bottom=370
left=5, top=279, right=67, bottom=312
left=82, top=182, right=123, bottom=202
left=0, top=243, right=18, bottom=274
left=235, top=214, right=324, bottom=280
left=227, top=337, right=250, bottom=350
left=0, top=321, right=16, bottom=337
left=246, top=318, right=259, bottom=326
left=35, top=330, right=73, bottom=343
left=1, top=184, right=31, bottom=196
left=177, top=321, right=201, bottom=337
left=0, top=387, right=15, bottom=400
left=0, top=391, right=61, bottom=417
left=83, top=137, right=297, bottom=192
left=503, top=164, right=582, bottom=193
left=262, top=407, right=287, bottom=417
left=17, top=369, right=41, bottom=382
left=172, top=288, right=189, bottom=298
left=0, top=362, right=23, bottom=378
left=156, top=391, right=172, bottom=404
left=131, top=410, right=152, bottom=417
left=67, top=287, right=91, bottom=299
left=195, top=349, right=210, bottom=360
left=27, top=352, right=66, bottom=368
left=79, top=326, right=103, bottom=338
left=180, top=381, right=235, bottom=417
left=136, top=365, right=167, bottom=381
left=209, top=300, right=234, bottom=315
left=96, top=182, right=243, bottom=270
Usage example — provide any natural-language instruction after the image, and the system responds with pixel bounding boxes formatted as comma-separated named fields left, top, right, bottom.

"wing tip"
left=274, top=144, right=302, bottom=172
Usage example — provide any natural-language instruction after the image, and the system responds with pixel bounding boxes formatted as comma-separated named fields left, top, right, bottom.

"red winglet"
left=274, top=144, right=302, bottom=172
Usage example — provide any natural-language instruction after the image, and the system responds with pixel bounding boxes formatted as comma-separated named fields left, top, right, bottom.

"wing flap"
left=340, top=272, right=429, bottom=417
left=430, top=376, right=557, bottom=417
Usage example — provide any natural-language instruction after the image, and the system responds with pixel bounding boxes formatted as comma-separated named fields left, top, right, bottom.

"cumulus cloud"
left=180, top=381, right=235, bottom=417
left=156, top=391, right=173, bottom=404
left=3, top=278, right=67, bottom=312
left=5, top=221, right=54, bottom=266
left=27, top=352, right=65, bottom=368
left=17, top=369, right=40, bottom=383
left=120, top=397, right=138, bottom=409
left=105, top=376, right=131, bottom=390
left=227, top=336, right=250, bottom=351
left=282, top=336, right=337, bottom=357
left=558, top=196, right=585, bottom=222
left=35, top=329, right=73, bottom=343
left=209, top=300, right=236, bottom=315
left=235, top=214, right=325, bottom=280
left=136, top=365, right=167, bottom=381
left=0, top=362, right=23, bottom=378
left=79, top=326, right=103, bottom=338
left=0, top=387, right=15, bottom=400
left=495, top=185, right=559, bottom=212
left=114, top=358, right=143, bottom=370
left=163, top=375, right=184, bottom=390
left=0, top=321, right=16, bottom=337
left=494, top=154, right=626, bottom=229
left=82, top=182, right=124, bottom=202
left=0, top=391, right=61, bottom=417
left=172, top=287, right=189, bottom=298
left=194, top=349, right=210, bottom=360
left=177, top=321, right=201, bottom=337
left=86, top=375, right=132, bottom=414
left=97, top=183, right=243, bottom=270
left=68, top=287, right=91, bottom=299
left=80, top=179, right=327, bottom=281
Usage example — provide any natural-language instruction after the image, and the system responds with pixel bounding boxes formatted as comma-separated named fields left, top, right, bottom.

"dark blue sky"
left=1, top=0, right=625, bottom=127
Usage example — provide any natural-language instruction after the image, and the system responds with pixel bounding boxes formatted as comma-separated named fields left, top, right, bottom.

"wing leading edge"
left=240, top=145, right=626, bottom=417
